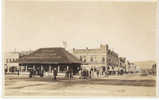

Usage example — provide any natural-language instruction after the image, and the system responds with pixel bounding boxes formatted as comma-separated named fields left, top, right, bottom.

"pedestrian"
left=17, top=69, right=20, bottom=76
left=29, top=69, right=33, bottom=78
left=90, top=70, right=92, bottom=79
left=97, top=70, right=99, bottom=78
left=53, top=68, right=57, bottom=80
left=65, top=70, right=69, bottom=79
left=79, top=69, right=82, bottom=79
left=70, top=69, right=73, bottom=79
left=67, top=69, right=70, bottom=80
left=40, top=69, right=44, bottom=77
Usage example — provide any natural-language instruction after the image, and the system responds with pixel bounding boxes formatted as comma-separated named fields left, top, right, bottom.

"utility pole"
left=105, top=44, right=108, bottom=74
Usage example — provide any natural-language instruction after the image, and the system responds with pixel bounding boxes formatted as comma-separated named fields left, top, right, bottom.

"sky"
left=4, top=0, right=157, bottom=61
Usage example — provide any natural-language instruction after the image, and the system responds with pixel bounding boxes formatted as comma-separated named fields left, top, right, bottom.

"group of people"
left=29, top=69, right=44, bottom=78
left=79, top=66, right=127, bottom=79
left=79, top=68, right=103, bottom=79
left=65, top=69, right=73, bottom=79
left=27, top=66, right=127, bottom=80
left=29, top=68, right=75, bottom=80
left=29, top=68, right=58, bottom=80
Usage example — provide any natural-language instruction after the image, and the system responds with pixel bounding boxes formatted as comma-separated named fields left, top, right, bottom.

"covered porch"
left=19, top=47, right=82, bottom=78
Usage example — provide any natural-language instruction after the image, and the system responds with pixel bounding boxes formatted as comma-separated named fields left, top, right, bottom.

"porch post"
left=49, top=65, right=52, bottom=73
left=58, top=65, right=60, bottom=72
left=41, top=65, right=43, bottom=71
left=33, top=65, right=35, bottom=70
left=25, top=65, right=28, bottom=72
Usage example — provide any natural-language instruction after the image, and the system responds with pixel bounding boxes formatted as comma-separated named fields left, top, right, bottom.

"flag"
left=62, top=41, right=67, bottom=48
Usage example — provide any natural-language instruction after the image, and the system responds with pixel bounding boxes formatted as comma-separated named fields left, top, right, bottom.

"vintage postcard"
left=2, top=0, right=158, bottom=97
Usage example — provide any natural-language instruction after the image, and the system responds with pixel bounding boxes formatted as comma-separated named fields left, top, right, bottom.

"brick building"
left=72, top=44, right=120, bottom=71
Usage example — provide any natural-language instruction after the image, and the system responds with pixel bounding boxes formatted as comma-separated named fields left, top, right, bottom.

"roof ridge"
left=39, top=47, right=64, bottom=49
left=19, top=47, right=81, bottom=64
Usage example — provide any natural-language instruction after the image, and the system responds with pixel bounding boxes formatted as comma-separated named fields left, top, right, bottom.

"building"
left=72, top=44, right=107, bottom=69
left=4, top=52, right=19, bottom=73
left=4, top=50, right=34, bottom=73
left=126, top=60, right=137, bottom=73
left=152, top=64, right=156, bottom=75
left=19, top=47, right=82, bottom=75
left=72, top=44, right=120, bottom=72
left=107, top=49, right=119, bottom=72
left=19, top=50, right=34, bottom=57
left=118, top=57, right=126, bottom=73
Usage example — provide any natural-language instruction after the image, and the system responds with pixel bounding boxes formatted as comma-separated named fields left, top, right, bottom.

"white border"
left=0, top=0, right=159, bottom=99
left=5, top=0, right=158, bottom=2
left=156, top=0, right=159, bottom=97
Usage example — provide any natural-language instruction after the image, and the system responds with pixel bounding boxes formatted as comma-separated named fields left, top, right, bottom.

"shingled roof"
left=19, top=47, right=82, bottom=64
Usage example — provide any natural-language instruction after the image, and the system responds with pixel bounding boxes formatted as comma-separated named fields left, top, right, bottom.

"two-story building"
left=72, top=44, right=120, bottom=72
left=4, top=52, right=19, bottom=73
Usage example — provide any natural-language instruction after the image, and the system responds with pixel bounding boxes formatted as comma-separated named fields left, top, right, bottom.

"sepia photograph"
left=2, top=0, right=158, bottom=97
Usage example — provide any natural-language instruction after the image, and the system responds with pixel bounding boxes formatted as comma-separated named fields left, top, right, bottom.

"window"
left=10, top=59, right=12, bottom=62
left=6, top=59, right=8, bottom=63
left=90, top=57, right=93, bottom=62
left=84, top=59, right=86, bottom=62
left=102, top=57, right=105, bottom=63
left=80, top=56, right=82, bottom=61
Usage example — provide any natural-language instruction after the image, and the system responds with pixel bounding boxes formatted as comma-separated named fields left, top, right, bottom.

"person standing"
left=90, top=68, right=94, bottom=79
left=17, top=69, right=20, bottom=76
left=70, top=69, right=73, bottom=79
left=53, top=68, right=57, bottom=80
left=79, top=69, right=82, bottom=79
left=90, top=69, right=92, bottom=79
left=40, top=69, right=44, bottom=77
left=29, top=69, right=33, bottom=78
left=97, top=70, right=99, bottom=78
left=65, top=70, right=69, bottom=79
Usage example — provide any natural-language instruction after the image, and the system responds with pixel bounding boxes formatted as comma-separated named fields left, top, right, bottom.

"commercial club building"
left=19, top=47, right=82, bottom=75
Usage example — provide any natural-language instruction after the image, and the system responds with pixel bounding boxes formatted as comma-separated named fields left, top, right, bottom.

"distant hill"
left=134, top=60, right=156, bottom=70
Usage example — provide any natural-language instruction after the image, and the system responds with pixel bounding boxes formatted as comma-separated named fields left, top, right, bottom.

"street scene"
left=3, top=45, right=157, bottom=96
left=3, top=0, right=157, bottom=97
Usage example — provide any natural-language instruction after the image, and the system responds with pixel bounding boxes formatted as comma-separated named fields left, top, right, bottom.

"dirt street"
left=3, top=74, right=156, bottom=97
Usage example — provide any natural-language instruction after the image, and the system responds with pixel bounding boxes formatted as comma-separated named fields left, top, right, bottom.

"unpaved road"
left=3, top=74, right=156, bottom=97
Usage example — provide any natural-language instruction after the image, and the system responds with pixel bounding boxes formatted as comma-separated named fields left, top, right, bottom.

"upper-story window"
left=13, top=59, right=15, bottom=62
left=9, top=59, right=12, bottom=62
left=84, top=59, right=86, bottom=62
left=80, top=56, right=82, bottom=61
left=90, top=57, right=93, bottom=62
left=102, top=57, right=105, bottom=63
left=6, top=59, right=8, bottom=63
left=14, top=58, right=17, bottom=62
